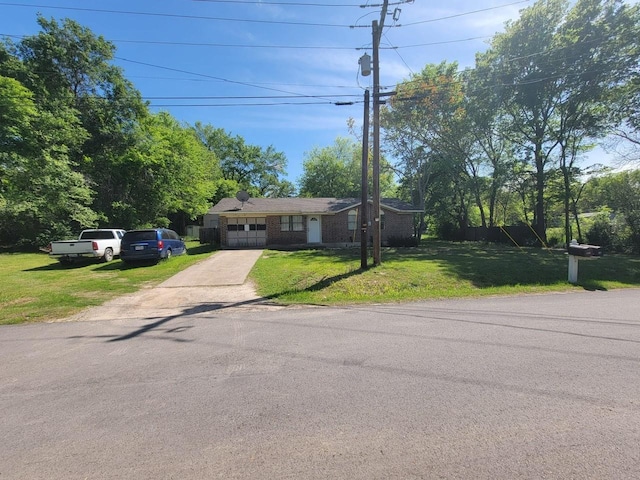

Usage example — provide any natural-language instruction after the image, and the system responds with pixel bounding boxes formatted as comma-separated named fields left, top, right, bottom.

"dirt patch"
left=60, top=281, right=286, bottom=322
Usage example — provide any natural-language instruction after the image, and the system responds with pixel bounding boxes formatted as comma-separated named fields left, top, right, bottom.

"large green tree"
left=298, top=137, right=395, bottom=199
left=0, top=75, right=96, bottom=246
left=111, top=112, right=219, bottom=229
left=475, top=0, right=640, bottom=244
left=193, top=122, right=292, bottom=202
left=382, top=61, right=468, bottom=234
left=13, top=16, right=148, bottom=224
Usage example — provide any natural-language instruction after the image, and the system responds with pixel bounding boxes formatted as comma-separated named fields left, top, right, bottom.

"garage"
left=226, top=217, right=266, bottom=247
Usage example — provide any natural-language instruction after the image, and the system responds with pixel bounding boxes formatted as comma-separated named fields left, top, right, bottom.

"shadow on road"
left=103, top=297, right=276, bottom=343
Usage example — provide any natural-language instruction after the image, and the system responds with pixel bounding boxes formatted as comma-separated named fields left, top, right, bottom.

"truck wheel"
left=103, top=248, right=114, bottom=262
left=165, top=249, right=172, bottom=260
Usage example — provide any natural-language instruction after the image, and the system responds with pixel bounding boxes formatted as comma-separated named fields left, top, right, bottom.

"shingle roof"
left=208, top=197, right=422, bottom=215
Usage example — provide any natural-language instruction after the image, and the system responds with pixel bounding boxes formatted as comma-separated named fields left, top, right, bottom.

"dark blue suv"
left=120, top=228, right=187, bottom=263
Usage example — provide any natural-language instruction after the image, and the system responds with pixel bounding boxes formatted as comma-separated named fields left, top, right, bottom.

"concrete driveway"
left=66, top=249, right=283, bottom=322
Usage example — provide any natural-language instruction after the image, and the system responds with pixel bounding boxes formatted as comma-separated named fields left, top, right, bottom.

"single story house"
left=204, top=197, right=422, bottom=248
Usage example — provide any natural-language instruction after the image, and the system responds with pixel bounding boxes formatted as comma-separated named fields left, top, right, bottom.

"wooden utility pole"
left=372, top=0, right=389, bottom=266
left=360, top=89, right=369, bottom=270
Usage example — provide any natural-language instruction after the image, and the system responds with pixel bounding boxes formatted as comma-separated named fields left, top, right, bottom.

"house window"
left=280, top=215, right=304, bottom=232
left=348, top=209, right=358, bottom=231
left=380, top=210, right=385, bottom=230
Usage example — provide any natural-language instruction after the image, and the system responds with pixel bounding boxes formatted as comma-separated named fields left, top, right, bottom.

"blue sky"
left=0, top=0, right=624, bottom=183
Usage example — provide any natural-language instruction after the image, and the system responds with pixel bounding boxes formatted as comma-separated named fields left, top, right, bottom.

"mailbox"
left=567, top=243, right=603, bottom=257
left=567, top=240, right=602, bottom=284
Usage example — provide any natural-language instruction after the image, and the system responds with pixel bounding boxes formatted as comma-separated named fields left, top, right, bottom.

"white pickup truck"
left=48, top=229, right=126, bottom=264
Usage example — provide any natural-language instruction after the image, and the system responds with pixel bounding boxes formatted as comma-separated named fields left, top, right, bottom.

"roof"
left=207, top=197, right=422, bottom=215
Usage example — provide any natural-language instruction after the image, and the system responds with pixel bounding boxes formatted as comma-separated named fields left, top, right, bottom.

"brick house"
left=204, top=197, right=422, bottom=248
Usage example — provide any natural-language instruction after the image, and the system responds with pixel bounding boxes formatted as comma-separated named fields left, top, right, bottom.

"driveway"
left=65, top=249, right=284, bottom=322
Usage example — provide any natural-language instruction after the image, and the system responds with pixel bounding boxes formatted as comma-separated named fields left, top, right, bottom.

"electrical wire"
left=400, top=0, right=532, bottom=27
left=0, top=32, right=490, bottom=51
left=115, top=56, right=316, bottom=97
left=191, top=0, right=411, bottom=7
left=0, top=3, right=356, bottom=28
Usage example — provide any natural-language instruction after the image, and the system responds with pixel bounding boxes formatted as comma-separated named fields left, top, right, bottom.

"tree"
left=552, top=0, right=640, bottom=246
left=475, top=0, right=640, bottom=245
left=111, top=112, right=219, bottom=229
left=193, top=122, right=291, bottom=201
left=298, top=137, right=395, bottom=198
left=0, top=76, right=96, bottom=246
left=583, top=170, right=640, bottom=252
left=13, top=16, right=148, bottom=222
left=382, top=61, right=468, bottom=235
left=475, top=0, right=572, bottom=243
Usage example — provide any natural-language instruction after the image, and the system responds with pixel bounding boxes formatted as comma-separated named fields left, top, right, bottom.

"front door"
left=307, top=216, right=321, bottom=243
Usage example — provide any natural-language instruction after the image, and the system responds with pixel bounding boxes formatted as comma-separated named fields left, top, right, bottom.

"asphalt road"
left=2, top=289, right=639, bottom=479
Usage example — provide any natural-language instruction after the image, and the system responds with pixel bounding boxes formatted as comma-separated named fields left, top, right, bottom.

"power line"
left=193, top=0, right=363, bottom=5
left=0, top=32, right=491, bottom=51
left=0, top=2, right=359, bottom=28
left=150, top=100, right=363, bottom=107
left=144, top=94, right=361, bottom=100
left=115, top=56, right=313, bottom=97
left=401, top=0, right=532, bottom=27
left=192, top=0, right=396, bottom=6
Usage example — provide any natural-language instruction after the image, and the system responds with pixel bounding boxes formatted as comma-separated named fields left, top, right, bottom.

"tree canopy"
left=0, top=17, right=292, bottom=247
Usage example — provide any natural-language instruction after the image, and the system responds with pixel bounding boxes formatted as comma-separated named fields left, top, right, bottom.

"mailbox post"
left=567, top=239, right=603, bottom=284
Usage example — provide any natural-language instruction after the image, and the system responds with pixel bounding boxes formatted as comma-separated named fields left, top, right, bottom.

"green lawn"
left=250, top=241, right=640, bottom=305
left=2, top=241, right=639, bottom=325
left=0, top=242, right=216, bottom=325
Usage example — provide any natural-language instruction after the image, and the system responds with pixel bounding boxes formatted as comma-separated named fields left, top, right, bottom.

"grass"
left=2, top=240, right=639, bottom=325
left=250, top=241, right=640, bottom=305
left=0, top=241, right=216, bottom=325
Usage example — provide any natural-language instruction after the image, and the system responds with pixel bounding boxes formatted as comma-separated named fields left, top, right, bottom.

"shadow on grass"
left=269, top=243, right=640, bottom=292
left=23, top=259, right=100, bottom=271
left=404, top=243, right=640, bottom=289
left=186, top=243, right=218, bottom=255
left=262, top=268, right=365, bottom=301
left=94, top=259, right=159, bottom=271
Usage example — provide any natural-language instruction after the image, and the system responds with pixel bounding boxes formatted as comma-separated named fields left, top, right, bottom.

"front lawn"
left=250, top=241, right=640, bottom=305
left=2, top=241, right=639, bottom=325
left=0, top=242, right=216, bottom=325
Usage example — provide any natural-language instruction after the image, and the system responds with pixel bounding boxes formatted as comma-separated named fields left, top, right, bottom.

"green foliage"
left=382, top=0, right=640, bottom=245
left=108, top=112, right=219, bottom=229
left=586, top=212, right=615, bottom=249
left=582, top=170, right=640, bottom=253
left=193, top=122, right=291, bottom=201
left=299, top=137, right=395, bottom=198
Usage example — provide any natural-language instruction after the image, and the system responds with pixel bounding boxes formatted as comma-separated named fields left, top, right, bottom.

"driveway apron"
left=64, top=249, right=281, bottom=322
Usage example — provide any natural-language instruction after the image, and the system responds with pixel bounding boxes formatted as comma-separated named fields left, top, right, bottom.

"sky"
left=0, top=0, right=630, bottom=184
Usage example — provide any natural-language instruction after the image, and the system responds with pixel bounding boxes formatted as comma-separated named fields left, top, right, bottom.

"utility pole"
left=360, top=89, right=369, bottom=270
left=372, top=0, right=389, bottom=266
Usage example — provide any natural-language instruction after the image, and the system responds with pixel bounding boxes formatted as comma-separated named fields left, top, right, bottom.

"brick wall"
left=322, top=211, right=353, bottom=244
left=381, top=209, right=415, bottom=245
left=219, top=209, right=416, bottom=247
left=266, top=216, right=307, bottom=245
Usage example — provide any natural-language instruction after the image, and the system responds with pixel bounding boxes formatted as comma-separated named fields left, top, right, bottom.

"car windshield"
left=124, top=231, right=157, bottom=242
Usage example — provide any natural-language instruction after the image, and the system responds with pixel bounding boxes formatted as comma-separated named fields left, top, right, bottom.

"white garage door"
left=227, top=217, right=266, bottom=247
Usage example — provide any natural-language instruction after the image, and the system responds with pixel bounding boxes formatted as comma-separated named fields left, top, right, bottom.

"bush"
left=586, top=214, right=614, bottom=250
